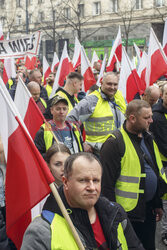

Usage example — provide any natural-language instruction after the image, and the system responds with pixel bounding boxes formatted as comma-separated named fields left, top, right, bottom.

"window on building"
left=0, top=0, right=5, bottom=7
left=134, top=0, right=143, bottom=10
left=111, top=0, right=118, bottom=12
left=16, top=0, right=21, bottom=7
left=28, top=0, right=33, bottom=5
left=38, top=12, right=44, bottom=22
left=93, top=2, right=101, bottom=15
left=155, top=0, right=164, bottom=7
left=78, top=4, right=84, bottom=17
left=16, top=15, right=22, bottom=25
left=64, top=8, right=71, bottom=19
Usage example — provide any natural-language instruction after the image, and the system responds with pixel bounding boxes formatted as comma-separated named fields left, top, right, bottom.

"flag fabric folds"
left=14, top=77, right=44, bottom=139
left=0, top=78, right=54, bottom=249
left=145, top=28, right=167, bottom=86
left=81, top=46, right=96, bottom=92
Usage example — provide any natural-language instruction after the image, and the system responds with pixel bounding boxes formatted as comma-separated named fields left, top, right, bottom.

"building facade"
left=0, top=0, right=167, bottom=61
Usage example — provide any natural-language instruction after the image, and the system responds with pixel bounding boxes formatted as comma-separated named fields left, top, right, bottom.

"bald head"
left=143, top=85, right=160, bottom=107
left=27, top=81, right=40, bottom=102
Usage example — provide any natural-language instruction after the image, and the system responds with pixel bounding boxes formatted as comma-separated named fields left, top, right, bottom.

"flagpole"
left=49, top=183, right=85, bottom=250
left=0, top=82, right=85, bottom=250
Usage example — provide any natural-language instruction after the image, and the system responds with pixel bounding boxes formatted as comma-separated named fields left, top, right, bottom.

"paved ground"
left=155, top=222, right=167, bottom=250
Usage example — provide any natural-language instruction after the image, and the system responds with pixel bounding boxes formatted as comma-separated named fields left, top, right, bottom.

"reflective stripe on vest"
left=116, top=127, right=167, bottom=212
left=85, top=89, right=126, bottom=144
left=40, top=98, right=47, bottom=108
left=115, top=127, right=145, bottom=212
left=41, top=123, right=83, bottom=152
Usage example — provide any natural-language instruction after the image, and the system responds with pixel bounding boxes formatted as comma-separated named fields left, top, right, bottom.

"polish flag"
left=0, top=21, right=4, bottom=40
left=72, top=37, right=81, bottom=69
left=3, top=58, right=16, bottom=84
left=51, top=52, right=59, bottom=72
left=81, top=46, right=96, bottom=92
left=106, top=26, right=122, bottom=72
left=43, top=56, right=51, bottom=86
left=134, top=43, right=143, bottom=59
left=25, top=55, right=37, bottom=70
left=138, top=51, right=148, bottom=85
left=145, top=28, right=167, bottom=87
left=163, top=18, right=167, bottom=56
left=50, top=42, right=72, bottom=98
left=91, top=50, right=99, bottom=68
left=96, top=54, right=107, bottom=87
left=0, top=77, right=54, bottom=249
left=119, top=47, right=145, bottom=103
left=14, top=77, right=44, bottom=139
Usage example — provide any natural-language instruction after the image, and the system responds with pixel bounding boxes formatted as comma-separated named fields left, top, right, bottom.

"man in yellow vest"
left=27, top=81, right=47, bottom=115
left=34, top=95, right=83, bottom=157
left=21, top=152, right=144, bottom=250
left=67, top=72, right=126, bottom=155
left=150, top=83, right=167, bottom=246
left=100, top=99, right=167, bottom=250
left=44, top=72, right=84, bottom=120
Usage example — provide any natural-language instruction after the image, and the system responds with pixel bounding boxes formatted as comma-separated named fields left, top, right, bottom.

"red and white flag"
left=50, top=42, right=73, bottom=98
left=81, top=46, right=96, bottom=92
left=163, top=18, right=167, bottom=56
left=91, top=50, right=99, bottom=68
left=138, top=51, right=148, bottom=85
left=145, top=28, right=167, bottom=87
left=134, top=43, right=143, bottom=59
left=106, top=26, right=122, bottom=72
left=72, top=37, right=81, bottom=69
left=43, top=56, right=51, bottom=86
left=3, top=58, right=16, bottom=84
left=0, top=21, right=4, bottom=40
left=96, top=54, right=107, bottom=87
left=119, top=47, right=145, bottom=103
left=14, top=77, right=44, bottom=139
left=51, top=52, right=59, bottom=72
left=0, top=77, right=54, bottom=249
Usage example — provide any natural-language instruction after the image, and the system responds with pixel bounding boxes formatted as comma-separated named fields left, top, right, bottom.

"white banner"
left=0, top=31, right=41, bottom=59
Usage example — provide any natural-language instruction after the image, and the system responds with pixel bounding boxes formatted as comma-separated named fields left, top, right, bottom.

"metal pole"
left=26, top=0, right=29, bottom=34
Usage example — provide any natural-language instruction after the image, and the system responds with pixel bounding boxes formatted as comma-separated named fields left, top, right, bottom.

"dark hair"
left=67, top=72, right=84, bottom=82
left=45, top=143, right=71, bottom=164
left=125, top=99, right=151, bottom=119
left=64, top=152, right=102, bottom=178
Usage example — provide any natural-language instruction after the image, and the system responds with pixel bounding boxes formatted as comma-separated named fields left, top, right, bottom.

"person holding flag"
left=21, top=152, right=144, bottom=250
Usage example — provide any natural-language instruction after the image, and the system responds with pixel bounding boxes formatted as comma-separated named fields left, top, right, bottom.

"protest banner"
left=0, top=31, right=41, bottom=59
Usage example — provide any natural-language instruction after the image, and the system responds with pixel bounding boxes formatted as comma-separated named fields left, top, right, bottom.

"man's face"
left=133, top=107, right=153, bottom=133
left=162, top=85, right=167, bottom=108
left=30, top=86, right=40, bottom=102
left=33, top=71, right=42, bottom=85
left=50, top=101, right=68, bottom=122
left=73, top=79, right=83, bottom=94
left=101, top=74, right=118, bottom=98
left=48, top=73, right=55, bottom=83
left=63, top=157, right=102, bottom=211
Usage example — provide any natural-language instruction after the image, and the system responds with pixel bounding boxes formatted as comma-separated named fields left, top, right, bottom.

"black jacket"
left=100, top=122, right=164, bottom=222
left=150, top=99, right=167, bottom=159
left=42, top=186, right=144, bottom=250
